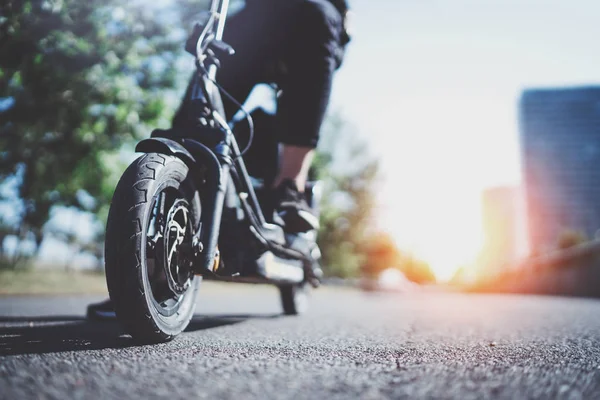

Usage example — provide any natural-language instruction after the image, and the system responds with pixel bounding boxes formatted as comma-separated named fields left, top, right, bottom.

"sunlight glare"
left=374, top=96, right=502, bottom=282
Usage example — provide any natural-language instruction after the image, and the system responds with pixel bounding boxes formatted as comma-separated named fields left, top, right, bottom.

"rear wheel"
left=279, top=283, right=309, bottom=315
left=105, top=153, right=201, bottom=343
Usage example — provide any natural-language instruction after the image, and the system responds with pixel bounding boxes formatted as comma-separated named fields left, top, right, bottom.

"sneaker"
left=276, top=180, right=320, bottom=233
left=86, top=298, right=116, bottom=320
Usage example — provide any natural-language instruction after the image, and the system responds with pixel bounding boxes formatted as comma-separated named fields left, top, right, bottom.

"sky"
left=329, top=0, right=600, bottom=280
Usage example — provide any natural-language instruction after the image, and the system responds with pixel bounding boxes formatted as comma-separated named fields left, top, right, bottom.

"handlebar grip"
left=209, top=40, right=235, bottom=57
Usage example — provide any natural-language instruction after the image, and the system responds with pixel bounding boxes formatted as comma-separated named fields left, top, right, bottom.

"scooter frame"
left=134, top=0, right=316, bottom=284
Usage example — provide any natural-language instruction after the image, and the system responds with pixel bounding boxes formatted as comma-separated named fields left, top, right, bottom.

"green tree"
left=313, top=114, right=380, bottom=278
left=0, top=0, right=186, bottom=259
left=360, top=232, right=401, bottom=278
left=360, top=231, right=436, bottom=284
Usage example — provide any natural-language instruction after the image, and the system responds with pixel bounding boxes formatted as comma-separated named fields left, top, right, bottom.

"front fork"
left=195, top=161, right=230, bottom=274
left=135, top=134, right=230, bottom=275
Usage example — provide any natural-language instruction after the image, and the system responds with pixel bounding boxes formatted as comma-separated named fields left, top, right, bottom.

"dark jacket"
left=245, top=0, right=349, bottom=17
left=328, top=0, right=349, bottom=16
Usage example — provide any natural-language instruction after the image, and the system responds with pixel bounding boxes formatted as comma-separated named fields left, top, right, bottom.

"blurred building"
left=477, top=186, right=528, bottom=276
left=519, top=87, right=600, bottom=254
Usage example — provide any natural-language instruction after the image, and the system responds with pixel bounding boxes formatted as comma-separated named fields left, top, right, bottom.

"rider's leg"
left=274, top=0, right=345, bottom=189
left=173, top=0, right=346, bottom=233
left=272, top=0, right=346, bottom=231
left=272, top=145, right=314, bottom=191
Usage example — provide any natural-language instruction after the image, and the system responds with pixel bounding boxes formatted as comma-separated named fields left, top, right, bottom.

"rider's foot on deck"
left=275, top=179, right=319, bottom=233
left=86, top=298, right=116, bottom=320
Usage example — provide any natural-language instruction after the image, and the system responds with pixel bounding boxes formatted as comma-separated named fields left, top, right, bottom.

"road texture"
left=1, top=283, right=600, bottom=399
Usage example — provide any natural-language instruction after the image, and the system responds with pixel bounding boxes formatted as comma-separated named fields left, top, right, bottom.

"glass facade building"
left=519, top=87, right=600, bottom=253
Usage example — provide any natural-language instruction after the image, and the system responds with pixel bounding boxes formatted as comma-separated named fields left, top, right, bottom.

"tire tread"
left=105, top=153, right=195, bottom=343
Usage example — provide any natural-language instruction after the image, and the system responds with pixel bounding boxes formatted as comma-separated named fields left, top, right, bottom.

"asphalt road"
left=1, top=283, right=600, bottom=399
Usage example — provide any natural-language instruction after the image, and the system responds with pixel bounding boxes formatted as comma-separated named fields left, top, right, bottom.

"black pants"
left=173, top=0, right=346, bottom=149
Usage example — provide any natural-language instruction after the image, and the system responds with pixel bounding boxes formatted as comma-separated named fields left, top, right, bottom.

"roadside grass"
left=0, top=266, right=360, bottom=296
left=0, top=269, right=108, bottom=296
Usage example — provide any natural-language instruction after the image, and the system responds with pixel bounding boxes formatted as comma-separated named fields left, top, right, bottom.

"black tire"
left=279, top=284, right=309, bottom=315
left=105, top=153, right=201, bottom=343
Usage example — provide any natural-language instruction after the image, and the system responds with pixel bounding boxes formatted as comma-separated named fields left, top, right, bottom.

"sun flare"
left=377, top=170, right=485, bottom=282
left=380, top=198, right=483, bottom=282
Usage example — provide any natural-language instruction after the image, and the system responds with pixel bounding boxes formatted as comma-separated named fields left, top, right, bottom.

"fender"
left=136, top=136, right=196, bottom=166
left=135, top=136, right=222, bottom=186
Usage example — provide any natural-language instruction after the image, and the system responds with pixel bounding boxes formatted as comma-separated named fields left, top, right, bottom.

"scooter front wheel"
left=105, top=153, right=202, bottom=343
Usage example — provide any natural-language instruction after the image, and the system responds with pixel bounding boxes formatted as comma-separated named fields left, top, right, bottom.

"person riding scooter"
left=88, top=0, right=351, bottom=319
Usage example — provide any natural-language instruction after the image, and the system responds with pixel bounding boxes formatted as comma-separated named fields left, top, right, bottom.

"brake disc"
left=163, top=198, right=193, bottom=295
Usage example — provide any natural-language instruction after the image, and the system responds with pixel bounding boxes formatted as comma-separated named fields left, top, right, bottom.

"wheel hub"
left=163, top=198, right=193, bottom=295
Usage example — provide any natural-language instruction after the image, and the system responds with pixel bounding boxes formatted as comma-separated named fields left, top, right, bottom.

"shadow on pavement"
left=0, top=313, right=280, bottom=356
left=185, top=314, right=280, bottom=332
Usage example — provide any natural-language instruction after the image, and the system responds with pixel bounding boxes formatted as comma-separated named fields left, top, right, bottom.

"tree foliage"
left=360, top=231, right=436, bottom=284
left=0, top=0, right=382, bottom=278
left=0, top=0, right=186, bottom=253
left=312, top=114, right=380, bottom=278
